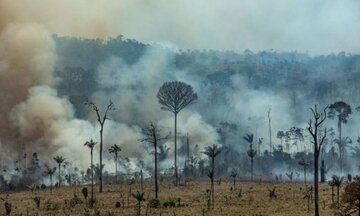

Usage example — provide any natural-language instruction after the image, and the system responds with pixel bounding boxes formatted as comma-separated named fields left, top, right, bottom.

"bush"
left=33, top=196, right=41, bottom=208
left=149, top=198, right=160, bottom=208
left=44, top=200, right=59, bottom=211
left=115, top=201, right=121, bottom=208
left=163, top=199, right=176, bottom=208
left=82, top=187, right=88, bottom=200
left=69, top=195, right=83, bottom=208
left=4, top=202, right=11, bottom=215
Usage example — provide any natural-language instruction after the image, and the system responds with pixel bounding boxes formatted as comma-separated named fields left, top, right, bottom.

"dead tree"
left=157, top=81, right=198, bottom=186
left=268, top=108, right=272, bottom=153
left=85, top=99, right=115, bottom=192
left=140, top=122, right=170, bottom=198
left=298, top=158, right=311, bottom=185
left=307, top=104, right=327, bottom=216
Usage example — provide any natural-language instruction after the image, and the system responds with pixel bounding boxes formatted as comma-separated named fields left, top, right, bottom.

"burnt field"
left=0, top=180, right=338, bottom=216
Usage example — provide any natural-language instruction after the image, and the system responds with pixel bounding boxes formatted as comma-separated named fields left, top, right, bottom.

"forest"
left=2, top=1, right=360, bottom=215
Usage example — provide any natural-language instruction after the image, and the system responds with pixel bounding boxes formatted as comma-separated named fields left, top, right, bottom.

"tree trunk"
left=338, top=115, right=343, bottom=172
left=99, top=126, right=103, bottom=192
left=268, top=112, right=272, bottom=153
left=140, top=169, right=143, bottom=193
left=337, top=187, right=340, bottom=207
left=91, top=149, right=94, bottom=208
left=155, top=139, right=159, bottom=198
left=314, top=147, right=319, bottom=216
left=115, top=153, right=118, bottom=184
left=50, top=175, right=53, bottom=194
left=233, top=177, right=235, bottom=189
left=174, top=112, right=178, bottom=186
left=211, top=156, right=215, bottom=209
left=251, top=158, right=254, bottom=181
left=58, top=164, right=61, bottom=188
left=304, top=166, right=307, bottom=185
left=331, top=186, right=334, bottom=204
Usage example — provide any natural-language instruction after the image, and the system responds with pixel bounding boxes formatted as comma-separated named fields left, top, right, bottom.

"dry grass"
left=0, top=180, right=339, bottom=215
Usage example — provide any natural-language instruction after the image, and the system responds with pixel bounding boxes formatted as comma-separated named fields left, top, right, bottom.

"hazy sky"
left=2, top=0, right=360, bottom=53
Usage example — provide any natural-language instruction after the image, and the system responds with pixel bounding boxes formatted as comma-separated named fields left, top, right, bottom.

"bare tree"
left=53, top=156, right=65, bottom=188
left=157, top=81, right=198, bottom=186
left=230, top=169, right=237, bottom=189
left=85, top=99, right=115, bottom=192
left=108, top=144, right=121, bottom=184
left=267, top=108, right=272, bottom=153
left=298, top=158, right=310, bottom=185
left=307, top=104, right=327, bottom=216
left=140, top=122, right=169, bottom=198
left=84, top=139, right=97, bottom=208
left=203, top=144, right=221, bottom=209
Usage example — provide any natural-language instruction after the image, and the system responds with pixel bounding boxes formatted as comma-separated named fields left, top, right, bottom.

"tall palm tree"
left=45, top=166, right=56, bottom=193
left=84, top=139, right=97, bottom=207
left=332, top=175, right=345, bottom=207
left=203, top=144, right=221, bottom=209
left=328, top=101, right=352, bottom=172
left=53, top=156, right=65, bottom=188
left=244, top=133, right=256, bottom=181
left=108, top=144, right=121, bottom=184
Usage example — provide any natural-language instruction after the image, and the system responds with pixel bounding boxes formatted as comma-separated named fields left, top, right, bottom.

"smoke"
left=0, top=0, right=97, bottom=168
left=2, top=0, right=360, bottom=54
left=1, top=0, right=360, bottom=179
left=91, top=45, right=219, bottom=169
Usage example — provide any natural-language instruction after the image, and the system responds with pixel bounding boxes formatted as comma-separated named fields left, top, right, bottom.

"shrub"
left=44, top=200, right=59, bottom=211
left=163, top=199, right=176, bottom=208
left=82, top=187, right=88, bottom=200
left=269, top=187, right=277, bottom=199
left=115, top=201, right=121, bottom=208
left=68, top=195, right=83, bottom=208
left=149, top=198, right=160, bottom=208
left=4, top=201, right=11, bottom=216
left=33, top=196, right=41, bottom=208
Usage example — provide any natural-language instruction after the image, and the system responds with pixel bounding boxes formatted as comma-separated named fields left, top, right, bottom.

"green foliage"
left=148, top=198, right=160, bottom=208
left=163, top=199, right=176, bottom=208
left=33, top=196, right=41, bottom=208
left=4, top=201, right=11, bottom=216
left=268, top=187, right=277, bottom=199
left=44, top=200, right=59, bottom=211
left=82, top=187, right=88, bottom=200
left=83, top=208, right=90, bottom=216
left=69, top=195, right=83, bottom=208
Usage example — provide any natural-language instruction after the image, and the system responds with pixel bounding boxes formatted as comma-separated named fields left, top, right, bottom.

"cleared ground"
left=0, top=180, right=340, bottom=215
